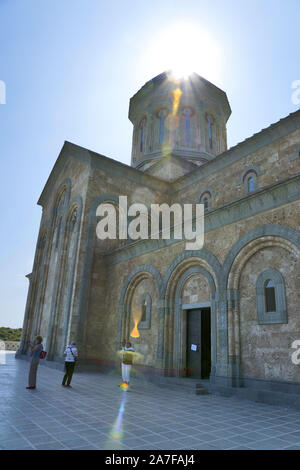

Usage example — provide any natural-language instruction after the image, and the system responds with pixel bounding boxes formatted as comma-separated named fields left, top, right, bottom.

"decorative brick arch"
left=41, top=180, right=72, bottom=355
left=117, top=264, right=163, bottom=350
left=19, top=222, right=51, bottom=354
left=195, top=188, right=214, bottom=204
left=162, top=248, right=222, bottom=298
left=171, top=266, right=217, bottom=377
left=51, top=178, right=72, bottom=216
left=50, top=195, right=83, bottom=359
left=223, top=224, right=300, bottom=381
left=159, top=249, right=222, bottom=376
left=223, top=224, right=300, bottom=289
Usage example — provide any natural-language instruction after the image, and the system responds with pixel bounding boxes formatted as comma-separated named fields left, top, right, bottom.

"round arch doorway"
left=184, top=304, right=211, bottom=379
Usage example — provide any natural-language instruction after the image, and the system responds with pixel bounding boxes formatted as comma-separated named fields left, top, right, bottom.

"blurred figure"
left=62, top=342, right=78, bottom=388
left=26, top=336, right=43, bottom=390
left=121, top=341, right=135, bottom=386
left=119, top=340, right=126, bottom=384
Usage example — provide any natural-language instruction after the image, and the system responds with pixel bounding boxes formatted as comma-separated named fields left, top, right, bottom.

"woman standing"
left=26, top=336, right=43, bottom=390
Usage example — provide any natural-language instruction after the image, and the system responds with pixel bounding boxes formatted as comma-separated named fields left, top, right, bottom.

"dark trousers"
left=28, top=357, right=39, bottom=387
left=62, top=361, right=75, bottom=385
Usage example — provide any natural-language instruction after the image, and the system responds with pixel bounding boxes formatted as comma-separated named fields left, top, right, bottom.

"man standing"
left=62, top=342, right=78, bottom=388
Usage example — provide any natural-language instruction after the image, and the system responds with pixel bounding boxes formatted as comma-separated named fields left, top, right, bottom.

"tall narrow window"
left=199, top=191, right=212, bottom=211
left=55, top=215, right=62, bottom=249
left=139, top=293, right=151, bottom=329
left=203, top=196, right=209, bottom=211
left=256, top=269, right=287, bottom=324
left=149, top=119, right=154, bottom=152
left=207, top=114, right=214, bottom=150
left=243, top=170, right=258, bottom=194
left=247, top=176, right=255, bottom=193
left=159, top=110, right=166, bottom=145
left=264, top=280, right=276, bottom=312
left=139, top=118, right=146, bottom=153
left=141, top=299, right=147, bottom=322
left=183, top=108, right=191, bottom=146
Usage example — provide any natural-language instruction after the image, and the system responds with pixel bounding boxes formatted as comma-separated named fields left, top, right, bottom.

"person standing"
left=119, top=340, right=126, bottom=385
left=26, top=336, right=43, bottom=390
left=62, top=342, right=78, bottom=388
left=121, top=341, right=135, bottom=386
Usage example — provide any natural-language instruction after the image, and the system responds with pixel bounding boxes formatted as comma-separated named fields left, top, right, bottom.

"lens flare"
left=109, top=391, right=128, bottom=440
left=130, top=319, right=140, bottom=338
left=144, top=23, right=221, bottom=84
left=120, top=381, right=129, bottom=391
left=172, top=87, right=183, bottom=116
left=130, top=308, right=141, bottom=338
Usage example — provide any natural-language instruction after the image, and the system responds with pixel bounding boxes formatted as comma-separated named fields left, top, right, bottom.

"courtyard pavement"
left=1, top=351, right=300, bottom=450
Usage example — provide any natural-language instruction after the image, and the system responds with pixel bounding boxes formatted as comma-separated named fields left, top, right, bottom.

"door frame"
left=172, top=268, right=217, bottom=379
left=183, top=303, right=212, bottom=379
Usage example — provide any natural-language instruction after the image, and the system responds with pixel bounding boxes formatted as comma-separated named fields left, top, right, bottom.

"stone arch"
left=162, top=248, right=222, bottom=297
left=31, top=225, right=50, bottom=335
left=52, top=178, right=71, bottom=210
left=118, top=264, right=163, bottom=351
left=38, top=181, right=72, bottom=351
left=50, top=196, right=83, bottom=359
left=160, top=249, right=222, bottom=376
left=172, top=266, right=217, bottom=377
left=223, top=224, right=300, bottom=381
left=20, top=223, right=50, bottom=352
left=49, top=179, right=72, bottom=243
left=227, top=235, right=300, bottom=292
left=223, top=224, right=300, bottom=287
left=238, top=165, right=261, bottom=186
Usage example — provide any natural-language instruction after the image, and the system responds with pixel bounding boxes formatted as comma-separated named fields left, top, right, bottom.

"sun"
left=144, top=23, right=221, bottom=82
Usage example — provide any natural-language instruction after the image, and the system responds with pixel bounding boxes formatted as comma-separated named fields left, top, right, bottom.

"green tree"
left=0, top=327, right=22, bottom=341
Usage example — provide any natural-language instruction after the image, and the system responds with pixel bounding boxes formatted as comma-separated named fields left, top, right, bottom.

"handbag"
left=40, top=350, right=47, bottom=359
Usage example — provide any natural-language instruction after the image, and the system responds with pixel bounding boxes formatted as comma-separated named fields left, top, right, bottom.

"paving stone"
left=1, top=353, right=299, bottom=450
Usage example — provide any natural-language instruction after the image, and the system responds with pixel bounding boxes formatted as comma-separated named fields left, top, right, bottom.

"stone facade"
left=18, top=72, right=300, bottom=394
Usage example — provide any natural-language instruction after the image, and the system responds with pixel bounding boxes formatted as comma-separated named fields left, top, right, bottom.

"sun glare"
left=145, top=23, right=221, bottom=82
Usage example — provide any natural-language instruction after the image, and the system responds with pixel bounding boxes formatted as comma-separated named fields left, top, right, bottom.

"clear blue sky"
left=0, top=0, right=299, bottom=328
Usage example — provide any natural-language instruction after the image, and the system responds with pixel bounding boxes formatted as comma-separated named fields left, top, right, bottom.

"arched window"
left=206, top=114, right=214, bottom=150
left=203, top=196, right=209, bottom=211
left=247, top=175, right=255, bottom=193
left=182, top=108, right=191, bottom=146
left=199, top=191, right=212, bottom=212
left=256, top=269, right=287, bottom=324
left=54, top=190, right=67, bottom=250
left=139, top=293, right=151, bottom=329
left=139, top=118, right=146, bottom=153
left=264, top=279, right=276, bottom=312
left=141, top=298, right=147, bottom=322
left=149, top=118, right=154, bottom=152
left=158, top=110, right=166, bottom=145
left=242, top=169, right=258, bottom=194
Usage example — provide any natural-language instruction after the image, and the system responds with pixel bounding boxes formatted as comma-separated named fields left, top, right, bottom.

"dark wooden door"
left=186, top=309, right=201, bottom=378
left=186, top=308, right=211, bottom=379
left=201, top=308, right=211, bottom=379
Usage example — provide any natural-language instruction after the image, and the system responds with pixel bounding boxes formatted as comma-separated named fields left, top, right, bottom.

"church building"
left=18, top=71, right=300, bottom=398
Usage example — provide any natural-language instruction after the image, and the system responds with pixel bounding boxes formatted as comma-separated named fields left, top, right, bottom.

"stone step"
left=152, top=377, right=210, bottom=395
left=196, top=388, right=209, bottom=395
left=196, top=383, right=209, bottom=394
left=207, top=383, right=300, bottom=410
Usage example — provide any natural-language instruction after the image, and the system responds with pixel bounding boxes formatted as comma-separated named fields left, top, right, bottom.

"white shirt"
left=64, top=345, right=78, bottom=362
